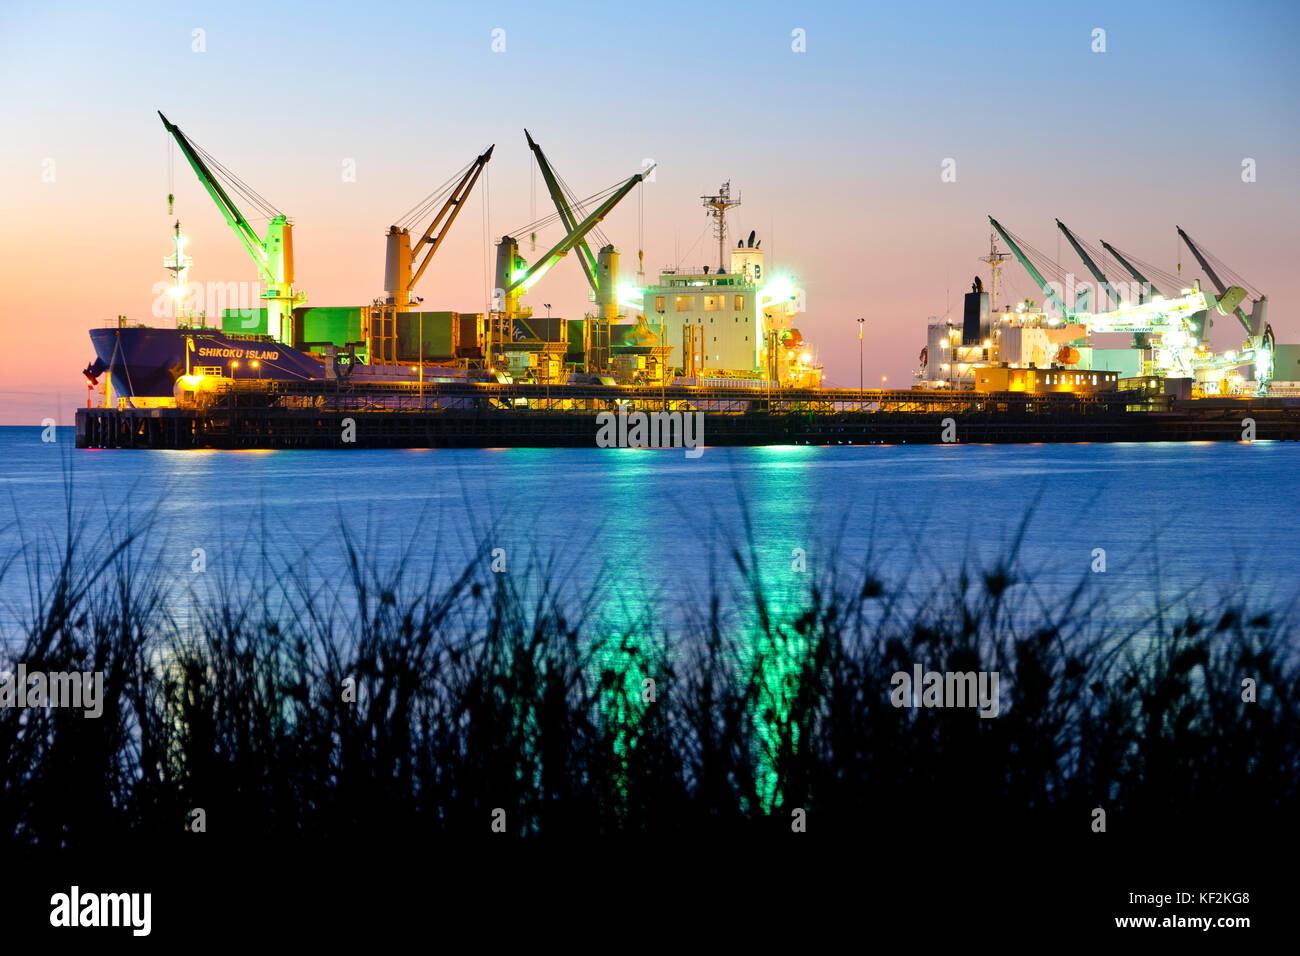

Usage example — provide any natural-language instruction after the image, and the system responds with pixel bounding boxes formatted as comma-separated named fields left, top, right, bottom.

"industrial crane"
left=989, top=217, right=1072, bottom=318
left=1177, top=227, right=1273, bottom=387
left=159, top=112, right=304, bottom=346
left=524, top=131, right=603, bottom=312
left=992, top=216, right=1247, bottom=380
left=1055, top=218, right=1158, bottom=350
left=383, top=146, right=494, bottom=310
left=1055, top=220, right=1123, bottom=314
left=494, top=159, right=654, bottom=320
left=522, top=130, right=646, bottom=324
left=1177, top=228, right=1266, bottom=338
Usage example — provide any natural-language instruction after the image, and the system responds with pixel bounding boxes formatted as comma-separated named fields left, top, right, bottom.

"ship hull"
left=84, top=327, right=474, bottom=400
left=86, top=328, right=326, bottom=399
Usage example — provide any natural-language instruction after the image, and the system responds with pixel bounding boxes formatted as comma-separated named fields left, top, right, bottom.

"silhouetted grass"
left=2, top=487, right=1297, bottom=853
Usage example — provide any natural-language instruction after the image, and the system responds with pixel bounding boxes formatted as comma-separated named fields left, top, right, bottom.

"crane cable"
left=393, top=151, right=488, bottom=232
left=1105, top=242, right=1186, bottom=296
left=1180, top=231, right=1264, bottom=299
left=506, top=179, right=624, bottom=239
left=185, top=134, right=281, bottom=220
left=553, top=164, right=611, bottom=250
left=166, top=133, right=174, bottom=215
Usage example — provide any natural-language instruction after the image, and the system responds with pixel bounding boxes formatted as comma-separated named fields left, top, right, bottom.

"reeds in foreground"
left=2, top=495, right=1296, bottom=851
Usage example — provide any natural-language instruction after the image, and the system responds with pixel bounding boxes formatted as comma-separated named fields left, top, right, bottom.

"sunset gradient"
left=2, top=0, right=1298, bottom=423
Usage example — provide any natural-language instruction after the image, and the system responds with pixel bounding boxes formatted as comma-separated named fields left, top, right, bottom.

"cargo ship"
left=913, top=218, right=1291, bottom=398
left=83, top=115, right=821, bottom=407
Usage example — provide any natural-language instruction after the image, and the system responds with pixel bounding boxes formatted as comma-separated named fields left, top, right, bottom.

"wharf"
left=74, top=381, right=1300, bottom=449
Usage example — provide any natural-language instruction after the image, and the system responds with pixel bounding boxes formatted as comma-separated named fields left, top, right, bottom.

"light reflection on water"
left=1, top=429, right=1297, bottom=642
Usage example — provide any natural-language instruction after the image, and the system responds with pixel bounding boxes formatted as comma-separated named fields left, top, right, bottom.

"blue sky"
left=2, top=0, right=1298, bottom=419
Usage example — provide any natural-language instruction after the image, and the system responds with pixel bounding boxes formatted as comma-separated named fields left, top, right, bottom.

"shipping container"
left=396, top=311, right=459, bottom=361
left=221, top=307, right=268, bottom=336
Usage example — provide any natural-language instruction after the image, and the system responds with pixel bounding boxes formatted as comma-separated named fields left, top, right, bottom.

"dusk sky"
left=2, top=0, right=1298, bottom=423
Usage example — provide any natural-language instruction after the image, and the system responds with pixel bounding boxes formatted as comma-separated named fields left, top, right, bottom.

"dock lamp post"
left=544, top=304, right=552, bottom=395
left=543, top=306, right=553, bottom=395
left=657, top=309, right=667, bottom=407
left=857, top=318, right=865, bottom=402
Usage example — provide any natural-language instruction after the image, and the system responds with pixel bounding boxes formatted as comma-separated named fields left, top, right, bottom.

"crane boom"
left=159, top=111, right=271, bottom=285
left=508, top=164, right=654, bottom=296
left=989, top=216, right=1071, bottom=318
left=383, top=146, right=494, bottom=309
left=1177, top=227, right=1252, bottom=335
left=1055, top=219, right=1123, bottom=309
left=525, top=130, right=600, bottom=296
left=1099, top=241, right=1162, bottom=300
left=408, top=145, right=493, bottom=293
left=159, top=111, right=303, bottom=344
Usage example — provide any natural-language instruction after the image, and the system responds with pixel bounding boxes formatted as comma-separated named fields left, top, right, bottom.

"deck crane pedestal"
left=159, top=112, right=304, bottom=347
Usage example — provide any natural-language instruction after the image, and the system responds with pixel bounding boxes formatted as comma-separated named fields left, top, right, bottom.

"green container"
left=299, top=307, right=363, bottom=347
left=221, top=307, right=268, bottom=336
left=397, top=311, right=458, bottom=361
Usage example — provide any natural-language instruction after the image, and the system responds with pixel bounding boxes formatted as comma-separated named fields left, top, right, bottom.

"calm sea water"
left=2, top=427, right=1297, bottom=640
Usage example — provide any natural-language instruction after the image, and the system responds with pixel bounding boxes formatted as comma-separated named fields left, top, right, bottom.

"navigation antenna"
left=980, top=230, right=1011, bottom=312
left=701, top=181, right=740, bottom=273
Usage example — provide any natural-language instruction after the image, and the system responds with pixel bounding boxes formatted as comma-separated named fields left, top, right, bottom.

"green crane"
left=159, top=112, right=304, bottom=345
left=1056, top=220, right=1146, bottom=347
left=1055, top=220, right=1123, bottom=311
left=496, top=160, right=654, bottom=319
left=1176, top=227, right=1254, bottom=336
left=525, top=130, right=601, bottom=300
left=989, top=216, right=1071, bottom=318
left=1099, top=241, right=1161, bottom=300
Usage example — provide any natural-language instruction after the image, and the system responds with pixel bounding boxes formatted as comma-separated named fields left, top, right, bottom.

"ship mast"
left=701, top=182, right=740, bottom=273
left=980, top=230, right=1010, bottom=313
left=163, top=220, right=193, bottom=325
